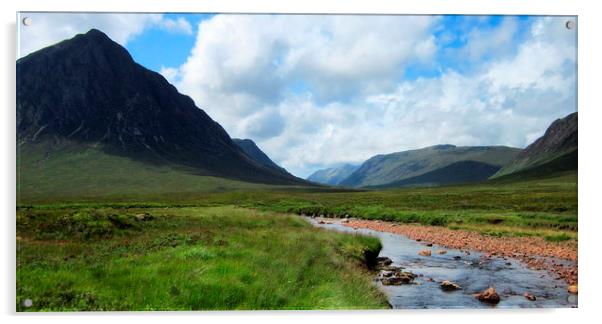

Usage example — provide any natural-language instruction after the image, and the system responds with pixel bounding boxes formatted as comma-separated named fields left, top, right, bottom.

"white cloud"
left=460, top=18, right=520, bottom=62
left=159, top=66, right=181, bottom=84
left=18, top=13, right=192, bottom=58
left=168, top=16, right=576, bottom=177
left=157, top=17, right=193, bottom=35
left=176, top=15, right=439, bottom=107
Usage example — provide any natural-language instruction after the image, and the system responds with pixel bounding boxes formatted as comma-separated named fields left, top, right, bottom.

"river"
left=307, top=217, right=577, bottom=309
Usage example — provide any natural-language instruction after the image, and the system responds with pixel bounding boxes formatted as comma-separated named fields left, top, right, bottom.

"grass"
left=16, top=206, right=387, bottom=311
left=16, top=143, right=577, bottom=311
left=17, top=141, right=294, bottom=203
left=262, top=172, right=578, bottom=239
left=19, top=170, right=577, bottom=240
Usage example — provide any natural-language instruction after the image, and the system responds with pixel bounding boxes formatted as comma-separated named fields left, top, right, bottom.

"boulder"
left=381, top=272, right=416, bottom=285
left=134, top=213, right=153, bottom=221
left=380, top=270, right=395, bottom=278
left=475, top=287, right=501, bottom=304
left=419, top=250, right=432, bottom=257
left=376, top=256, right=393, bottom=266
left=440, top=280, right=462, bottom=291
left=523, top=292, right=536, bottom=301
left=440, top=280, right=461, bottom=291
left=380, top=265, right=403, bottom=272
left=568, top=284, right=578, bottom=294
left=381, top=277, right=404, bottom=285
left=437, top=250, right=447, bottom=255
left=453, top=256, right=462, bottom=260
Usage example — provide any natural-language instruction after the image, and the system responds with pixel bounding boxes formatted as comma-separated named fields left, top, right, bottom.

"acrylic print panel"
left=16, top=12, right=577, bottom=311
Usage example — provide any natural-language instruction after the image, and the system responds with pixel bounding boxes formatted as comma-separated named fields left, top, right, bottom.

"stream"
left=307, top=217, right=578, bottom=309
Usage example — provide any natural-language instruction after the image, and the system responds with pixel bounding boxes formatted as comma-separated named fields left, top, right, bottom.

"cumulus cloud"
left=18, top=13, right=192, bottom=57
left=169, top=15, right=575, bottom=177
left=176, top=15, right=439, bottom=111
left=157, top=16, right=193, bottom=35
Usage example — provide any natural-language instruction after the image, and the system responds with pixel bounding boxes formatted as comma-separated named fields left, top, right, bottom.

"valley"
left=16, top=28, right=578, bottom=311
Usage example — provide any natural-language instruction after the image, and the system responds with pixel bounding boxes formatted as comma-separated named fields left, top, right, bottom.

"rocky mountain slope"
left=492, top=112, right=577, bottom=179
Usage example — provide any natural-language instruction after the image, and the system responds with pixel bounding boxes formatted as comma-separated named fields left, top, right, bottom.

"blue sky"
left=126, top=14, right=212, bottom=72
left=19, top=13, right=577, bottom=178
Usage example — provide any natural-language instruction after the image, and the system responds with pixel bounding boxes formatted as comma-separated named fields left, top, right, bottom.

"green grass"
left=148, top=171, right=574, bottom=240
left=16, top=142, right=577, bottom=311
left=17, top=141, right=295, bottom=203
left=16, top=206, right=387, bottom=311
left=19, top=169, right=577, bottom=241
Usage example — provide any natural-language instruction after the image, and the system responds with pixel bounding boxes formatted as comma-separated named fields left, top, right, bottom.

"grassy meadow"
left=17, top=206, right=387, bottom=311
left=16, top=146, right=577, bottom=311
left=21, top=170, right=574, bottom=241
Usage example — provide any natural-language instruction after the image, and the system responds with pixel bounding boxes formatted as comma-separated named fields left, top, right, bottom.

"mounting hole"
left=22, top=298, right=33, bottom=307
left=22, top=17, right=32, bottom=26
left=565, top=20, right=575, bottom=30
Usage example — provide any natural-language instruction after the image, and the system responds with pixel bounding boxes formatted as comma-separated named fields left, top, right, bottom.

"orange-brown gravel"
left=343, top=220, right=578, bottom=285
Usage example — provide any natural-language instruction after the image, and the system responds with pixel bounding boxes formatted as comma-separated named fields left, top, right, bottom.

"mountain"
left=369, top=160, right=501, bottom=188
left=307, top=164, right=359, bottom=185
left=492, top=112, right=577, bottom=179
left=232, top=138, right=291, bottom=176
left=17, top=29, right=308, bottom=201
left=339, top=145, right=521, bottom=188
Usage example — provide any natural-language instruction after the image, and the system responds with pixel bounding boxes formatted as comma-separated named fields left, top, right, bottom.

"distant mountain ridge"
left=233, top=138, right=292, bottom=176
left=339, top=145, right=521, bottom=187
left=492, top=112, right=577, bottom=179
left=307, top=164, right=359, bottom=185
left=17, top=29, right=308, bottom=189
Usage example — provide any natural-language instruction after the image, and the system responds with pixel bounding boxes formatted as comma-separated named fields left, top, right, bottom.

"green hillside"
left=491, top=149, right=577, bottom=182
left=17, top=140, right=289, bottom=204
left=340, top=145, right=521, bottom=187
left=370, top=160, right=501, bottom=188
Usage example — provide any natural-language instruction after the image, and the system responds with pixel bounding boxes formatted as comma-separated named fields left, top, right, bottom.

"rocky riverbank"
left=343, top=219, right=578, bottom=287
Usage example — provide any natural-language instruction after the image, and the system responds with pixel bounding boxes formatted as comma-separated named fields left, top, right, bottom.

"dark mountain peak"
left=517, top=112, right=577, bottom=159
left=19, top=28, right=134, bottom=66
left=232, top=138, right=291, bottom=176
left=69, top=28, right=112, bottom=44
left=17, top=29, right=307, bottom=186
left=84, top=28, right=109, bottom=38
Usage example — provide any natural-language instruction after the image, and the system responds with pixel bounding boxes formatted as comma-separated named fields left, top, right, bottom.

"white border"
left=2, top=1, right=601, bottom=324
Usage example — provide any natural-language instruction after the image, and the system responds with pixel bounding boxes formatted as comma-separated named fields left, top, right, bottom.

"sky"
left=18, top=13, right=577, bottom=178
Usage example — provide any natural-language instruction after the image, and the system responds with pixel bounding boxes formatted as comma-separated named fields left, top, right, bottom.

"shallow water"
left=307, top=218, right=578, bottom=309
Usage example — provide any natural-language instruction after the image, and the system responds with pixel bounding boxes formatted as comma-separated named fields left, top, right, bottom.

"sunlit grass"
left=17, top=206, right=387, bottom=311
